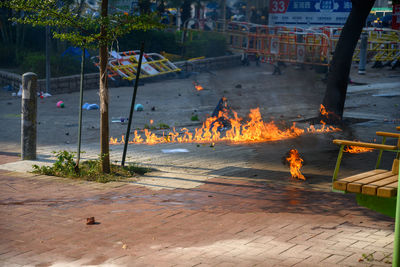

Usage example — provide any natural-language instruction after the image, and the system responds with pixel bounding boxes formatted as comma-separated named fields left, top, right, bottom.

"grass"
left=144, top=123, right=170, bottom=130
left=32, top=151, right=150, bottom=183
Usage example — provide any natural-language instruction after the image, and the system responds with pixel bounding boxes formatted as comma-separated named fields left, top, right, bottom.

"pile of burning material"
left=285, top=149, right=306, bottom=180
left=110, top=98, right=341, bottom=145
left=193, top=81, right=204, bottom=91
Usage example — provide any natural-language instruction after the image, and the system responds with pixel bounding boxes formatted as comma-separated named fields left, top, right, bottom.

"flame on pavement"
left=193, top=82, right=204, bottom=91
left=110, top=106, right=341, bottom=145
left=286, top=149, right=306, bottom=180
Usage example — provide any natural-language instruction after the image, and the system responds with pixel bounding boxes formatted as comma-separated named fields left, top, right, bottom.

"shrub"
left=32, top=150, right=150, bottom=183
left=19, top=52, right=97, bottom=79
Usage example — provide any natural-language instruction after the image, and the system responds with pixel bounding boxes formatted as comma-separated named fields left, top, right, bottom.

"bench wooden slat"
left=333, top=140, right=397, bottom=150
left=333, top=169, right=387, bottom=191
left=347, top=171, right=394, bottom=193
left=361, top=175, right=399, bottom=195
left=377, top=181, right=398, bottom=198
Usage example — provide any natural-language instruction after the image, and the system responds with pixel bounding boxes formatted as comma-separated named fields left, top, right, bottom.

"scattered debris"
left=191, top=115, right=199, bottom=121
left=86, top=217, right=95, bottom=225
left=82, top=103, right=99, bottom=110
left=56, top=101, right=65, bottom=108
left=134, top=104, right=144, bottom=111
left=112, top=117, right=128, bottom=123
left=235, top=84, right=242, bottom=88
left=151, top=106, right=156, bottom=111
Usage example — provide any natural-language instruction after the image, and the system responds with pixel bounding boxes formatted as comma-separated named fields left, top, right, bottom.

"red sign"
left=393, top=4, right=400, bottom=30
left=269, top=0, right=290, bottom=13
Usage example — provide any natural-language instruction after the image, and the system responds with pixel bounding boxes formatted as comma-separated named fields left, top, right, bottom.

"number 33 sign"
left=269, top=0, right=289, bottom=13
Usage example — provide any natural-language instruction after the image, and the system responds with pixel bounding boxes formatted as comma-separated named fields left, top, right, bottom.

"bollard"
left=358, top=32, right=368, bottom=75
left=21, top=72, right=37, bottom=160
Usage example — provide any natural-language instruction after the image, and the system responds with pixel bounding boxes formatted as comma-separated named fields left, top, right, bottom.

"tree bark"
left=321, top=0, right=375, bottom=123
left=99, top=0, right=110, bottom=173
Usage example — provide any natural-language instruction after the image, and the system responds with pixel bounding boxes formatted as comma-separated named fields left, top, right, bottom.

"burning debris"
left=193, top=81, right=204, bottom=91
left=285, top=149, right=306, bottom=180
left=110, top=98, right=340, bottom=145
left=343, top=146, right=374, bottom=153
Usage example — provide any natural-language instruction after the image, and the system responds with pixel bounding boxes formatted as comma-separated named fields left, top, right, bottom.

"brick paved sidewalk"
left=0, top=158, right=395, bottom=267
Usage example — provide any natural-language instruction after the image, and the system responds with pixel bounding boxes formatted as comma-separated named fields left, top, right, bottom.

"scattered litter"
left=235, top=84, right=242, bottom=88
left=42, top=92, right=52, bottom=98
left=82, top=103, right=99, bottom=110
left=161, top=149, right=189, bottom=153
left=134, top=104, right=144, bottom=111
left=151, top=106, right=156, bottom=111
left=86, top=217, right=95, bottom=225
left=65, top=132, right=69, bottom=136
left=122, top=244, right=128, bottom=249
left=17, top=86, right=22, bottom=97
left=56, top=101, right=65, bottom=108
left=112, top=117, right=128, bottom=123
left=11, top=93, right=17, bottom=96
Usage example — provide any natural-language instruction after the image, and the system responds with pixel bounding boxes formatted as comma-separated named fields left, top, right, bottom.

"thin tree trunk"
left=99, top=0, right=110, bottom=173
left=321, top=0, right=375, bottom=122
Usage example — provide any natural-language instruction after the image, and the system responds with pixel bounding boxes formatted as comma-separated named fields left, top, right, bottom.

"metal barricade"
left=93, top=50, right=181, bottom=81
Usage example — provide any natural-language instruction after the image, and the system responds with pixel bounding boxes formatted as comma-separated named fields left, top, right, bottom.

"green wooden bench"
left=331, top=129, right=400, bottom=266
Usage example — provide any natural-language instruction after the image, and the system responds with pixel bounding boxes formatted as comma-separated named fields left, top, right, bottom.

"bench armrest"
left=333, top=140, right=397, bottom=150
left=376, top=132, right=400, bottom=138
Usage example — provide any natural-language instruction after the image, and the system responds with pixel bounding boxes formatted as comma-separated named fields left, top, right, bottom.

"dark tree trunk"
left=321, top=0, right=375, bottom=123
left=181, top=0, right=192, bottom=24
left=99, top=0, right=110, bottom=173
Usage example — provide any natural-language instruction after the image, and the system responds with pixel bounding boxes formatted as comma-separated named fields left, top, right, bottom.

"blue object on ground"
left=134, top=104, right=144, bottom=111
left=82, top=102, right=99, bottom=110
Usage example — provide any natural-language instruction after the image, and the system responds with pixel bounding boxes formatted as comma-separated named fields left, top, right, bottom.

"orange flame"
left=150, top=119, right=154, bottom=124
left=109, top=107, right=341, bottom=145
left=286, top=149, right=305, bottom=180
left=319, top=104, right=339, bottom=121
left=343, top=146, right=373, bottom=153
left=193, top=82, right=204, bottom=91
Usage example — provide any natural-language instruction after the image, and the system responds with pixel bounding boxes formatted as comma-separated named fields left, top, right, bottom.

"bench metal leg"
left=332, top=145, right=344, bottom=182
left=376, top=136, right=386, bottom=169
left=393, top=160, right=400, bottom=267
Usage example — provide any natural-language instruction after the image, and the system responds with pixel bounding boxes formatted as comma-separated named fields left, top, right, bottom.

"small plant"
left=359, top=253, right=374, bottom=262
left=144, top=124, right=157, bottom=130
left=32, top=150, right=150, bottom=183
left=157, top=123, right=170, bottom=129
left=191, top=115, right=199, bottom=121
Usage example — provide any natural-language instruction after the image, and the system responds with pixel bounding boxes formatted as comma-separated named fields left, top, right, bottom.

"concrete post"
left=358, top=32, right=368, bottom=75
left=21, top=72, right=37, bottom=160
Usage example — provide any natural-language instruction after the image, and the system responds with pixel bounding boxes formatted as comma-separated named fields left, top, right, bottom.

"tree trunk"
left=99, top=0, right=110, bottom=173
left=321, top=0, right=375, bottom=123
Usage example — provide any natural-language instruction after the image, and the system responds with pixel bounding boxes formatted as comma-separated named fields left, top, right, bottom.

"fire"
left=344, top=146, right=373, bottom=153
left=150, top=119, right=154, bottom=124
left=286, top=149, right=306, bottom=180
left=319, top=104, right=339, bottom=121
left=193, top=82, right=204, bottom=91
left=109, top=106, right=341, bottom=145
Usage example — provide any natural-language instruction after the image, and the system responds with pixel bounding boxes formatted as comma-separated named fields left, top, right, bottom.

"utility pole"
left=45, top=26, right=51, bottom=94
